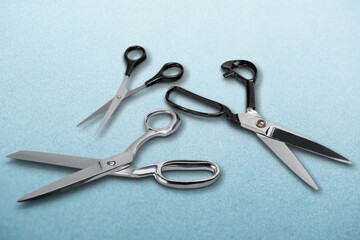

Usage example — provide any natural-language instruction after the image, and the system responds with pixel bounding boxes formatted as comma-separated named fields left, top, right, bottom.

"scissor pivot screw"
left=117, top=96, right=122, bottom=99
left=107, top=161, right=116, bottom=166
left=256, top=119, right=266, bottom=128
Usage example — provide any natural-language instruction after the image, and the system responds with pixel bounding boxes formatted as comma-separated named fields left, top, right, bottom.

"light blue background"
left=1, top=1, right=359, bottom=239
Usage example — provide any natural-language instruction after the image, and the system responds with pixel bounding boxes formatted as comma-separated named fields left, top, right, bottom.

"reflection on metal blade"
left=257, top=134, right=318, bottom=190
left=271, top=128, right=350, bottom=164
left=17, top=163, right=107, bottom=202
left=8, top=151, right=99, bottom=169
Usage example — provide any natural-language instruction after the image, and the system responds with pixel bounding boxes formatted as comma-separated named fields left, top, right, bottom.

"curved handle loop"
left=221, top=60, right=257, bottom=84
left=144, top=109, right=181, bottom=136
left=154, top=160, right=220, bottom=189
left=165, top=86, right=239, bottom=123
left=221, top=60, right=258, bottom=110
left=124, top=45, right=147, bottom=76
left=125, top=109, right=181, bottom=154
left=145, top=62, right=184, bottom=87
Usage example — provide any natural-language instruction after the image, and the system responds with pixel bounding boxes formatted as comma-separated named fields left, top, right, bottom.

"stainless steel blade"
left=257, top=134, right=319, bottom=190
left=77, top=99, right=112, bottom=127
left=9, top=151, right=133, bottom=177
left=270, top=128, right=351, bottom=164
left=238, top=110, right=350, bottom=164
left=17, top=152, right=133, bottom=202
left=8, top=151, right=99, bottom=169
left=96, top=96, right=124, bottom=134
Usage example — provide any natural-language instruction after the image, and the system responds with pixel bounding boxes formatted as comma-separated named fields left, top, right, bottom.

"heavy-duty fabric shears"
left=165, top=60, right=351, bottom=190
left=77, top=45, right=184, bottom=133
left=8, top=109, right=220, bottom=202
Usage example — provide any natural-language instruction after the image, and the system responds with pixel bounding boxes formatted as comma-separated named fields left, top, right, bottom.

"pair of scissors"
left=8, top=109, right=220, bottom=202
left=77, top=45, right=184, bottom=133
left=165, top=60, right=351, bottom=190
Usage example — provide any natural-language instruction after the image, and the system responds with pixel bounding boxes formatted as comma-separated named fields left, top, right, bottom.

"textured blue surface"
left=1, top=1, right=360, bottom=239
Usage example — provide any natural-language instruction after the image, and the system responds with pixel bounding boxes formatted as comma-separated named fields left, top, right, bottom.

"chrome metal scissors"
left=8, top=109, right=220, bottom=202
left=77, top=45, right=184, bottom=133
left=165, top=60, right=351, bottom=190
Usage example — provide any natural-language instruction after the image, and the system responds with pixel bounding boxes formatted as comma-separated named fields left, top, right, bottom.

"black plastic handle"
left=145, top=62, right=184, bottom=87
left=221, top=60, right=258, bottom=110
left=165, top=86, right=239, bottom=123
left=124, top=45, right=147, bottom=76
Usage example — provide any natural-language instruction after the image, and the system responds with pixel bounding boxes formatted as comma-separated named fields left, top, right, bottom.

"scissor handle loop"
left=221, top=60, right=258, bottom=110
left=165, top=86, right=239, bottom=123
left=145, top=62, right=184, bottom=87
left=154, top=160, right=220, bottom=189
left=124, top=45, right=147, bottom=76
left=221, top=60, right=257, bottom=84
left=144, top=109, right=181, bottom=136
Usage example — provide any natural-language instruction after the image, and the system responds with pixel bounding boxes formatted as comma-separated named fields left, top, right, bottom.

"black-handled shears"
left=78, top=45, right=184, bottom=133
left=165, top=60, right=351, bottom=190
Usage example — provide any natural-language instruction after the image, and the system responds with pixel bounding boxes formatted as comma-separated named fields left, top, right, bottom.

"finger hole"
left=126, top=49, right=144, bottom=61
left=160, top=161, right=218, bottom=182
left=162, top=66, right=182, bottom=78
left=167, top=88, right=223, bottom=117
left=145, top=110, right=177, bottom=131
left=232, top=66, right=256, bottom=81
left=161, top=170, right=214, bottom=181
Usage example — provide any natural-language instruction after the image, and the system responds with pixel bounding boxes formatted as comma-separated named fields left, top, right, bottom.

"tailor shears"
left=8, top=110, right=219, bottom=202
left=77, top=45, right=184, bottom=133
left=165, top=60, right=351, bottom=190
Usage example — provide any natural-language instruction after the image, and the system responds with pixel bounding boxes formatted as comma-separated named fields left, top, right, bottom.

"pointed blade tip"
left=8, top=151, right=29, bottom=158
left=17, top=196, right=32, bottom=202
left=95, top=124, right=105, bottom=135
left=95, top=129, right=101, bottom=135
left=17, top=191, right=46, bottom=202
left=304, top=177, right=319, bottom=191
left=7, top=152, right=19, bottom=158
left=339, top=158, right=351, bottom=164
left=305, top=178, right=318, bottom=190
left=77, top=119, right=87, bottom=127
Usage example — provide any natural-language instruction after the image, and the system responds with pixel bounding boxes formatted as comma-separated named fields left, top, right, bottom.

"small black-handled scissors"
left=165, top=60, right=351, bottom=190
left=9, top=110, right=220, bottom=202
left=77, top=45, right=184, bottom=133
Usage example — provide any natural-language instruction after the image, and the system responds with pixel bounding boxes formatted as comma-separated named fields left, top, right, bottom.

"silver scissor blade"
left=18, top=163, right=105, bottom=202
left=9, top=151, right=130, bottom=177
left=8, top=151, right=99, bottom=169
left=77, top=99, right=112, bottom=127
left=17, top=152, right=133, bottom=202
left=271, top=128, right=350, bottom=164
left=17, top=155, right=127, bottom=202
left=96, top=97, right=124, bottom=134
left=257, top=134, right=318, bottom=190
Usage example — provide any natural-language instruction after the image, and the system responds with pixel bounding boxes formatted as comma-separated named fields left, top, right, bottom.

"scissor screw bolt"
left=117, top=96, right=122, bottom=99
left=107, top=161, right=116, bottom=166
left=256, top=119, right=266, bottom=128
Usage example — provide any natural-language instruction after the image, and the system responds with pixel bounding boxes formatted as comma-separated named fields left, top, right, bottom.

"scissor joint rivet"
left=117, top=96, right=122, bottom=99
left=107, top=161, right=116, bottom=166
left=256, top=119, right=266, bottom=128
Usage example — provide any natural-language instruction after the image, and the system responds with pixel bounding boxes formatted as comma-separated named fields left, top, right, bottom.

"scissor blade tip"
left=17, top=192, right=45, bottom=202
left=76, top=121, right=85, bottom=127
left=7, top=153, right=18, bottom=158
left=341, top=158, right=351, bottom=164
left=95, top=126, right=104, bottom=135
left=332, top=157, right=351, bottom=164
left=305, top=180, right=319, bottom=191
left=17, top=196, right=31, bottom=202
